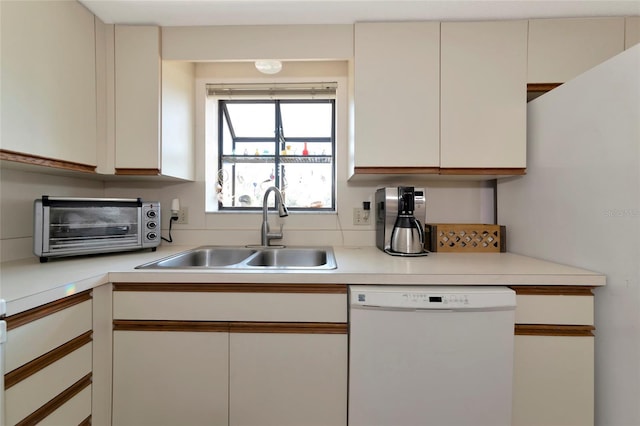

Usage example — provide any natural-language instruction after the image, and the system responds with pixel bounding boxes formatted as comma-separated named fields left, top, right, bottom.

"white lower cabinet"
left=112, top=330, right=229, bottom=426
left=3, top=291, right=93, bottom=426
left=511, top=287, right=595, bottom=426
left=230, top=333, right=348, bottom=426
left=513, top=334, right=594, bottom=426
left=110, top=283, right=348, bottom=426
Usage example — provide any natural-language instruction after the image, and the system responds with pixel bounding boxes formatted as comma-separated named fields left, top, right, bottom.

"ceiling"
left=80, top=0, right=640, bottom=27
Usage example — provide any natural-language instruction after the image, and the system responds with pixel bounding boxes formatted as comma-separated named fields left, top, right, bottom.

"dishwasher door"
left=348, top=286, right=516, bottom=426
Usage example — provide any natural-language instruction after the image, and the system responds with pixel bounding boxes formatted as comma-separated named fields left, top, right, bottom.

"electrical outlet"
left=177, top=207, right=189, bottom=224
left=353, top=208, right=371, bottom=225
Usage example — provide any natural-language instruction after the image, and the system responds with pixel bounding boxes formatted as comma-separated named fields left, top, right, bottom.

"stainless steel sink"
left=135, top=246, right=337, bottom=270
left=138, top=247, right=258, bottom=268
left=245, top=248, right=332, bottom=268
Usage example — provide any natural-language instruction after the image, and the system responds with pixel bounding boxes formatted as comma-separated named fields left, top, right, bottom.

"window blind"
left=206, top=82, right=337, bottom=99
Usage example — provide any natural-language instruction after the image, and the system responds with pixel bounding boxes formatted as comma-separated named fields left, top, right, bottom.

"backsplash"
left=0, top=167, right=106, bottom=262
left=0, top=167, right=493, bottom=262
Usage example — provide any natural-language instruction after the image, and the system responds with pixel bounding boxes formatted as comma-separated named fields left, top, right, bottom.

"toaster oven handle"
left=41, top=196, right=143, bottom=207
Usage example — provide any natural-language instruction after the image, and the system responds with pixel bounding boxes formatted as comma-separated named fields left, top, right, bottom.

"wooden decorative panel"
left=425, top=223, right=506, bottom=252
left=113, top=283, right=347, bottom=294
left=113, top=320, right=348, bottom=335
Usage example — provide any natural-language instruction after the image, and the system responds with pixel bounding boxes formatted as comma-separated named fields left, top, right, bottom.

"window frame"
left=216, top=98, right=336, bottom=212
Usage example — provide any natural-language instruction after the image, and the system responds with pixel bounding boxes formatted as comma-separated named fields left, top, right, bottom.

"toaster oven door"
left=42, top=198, right=142, bottom=255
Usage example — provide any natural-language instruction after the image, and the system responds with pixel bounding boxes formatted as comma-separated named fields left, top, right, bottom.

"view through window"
left=215, top=95, right=336, bottom=211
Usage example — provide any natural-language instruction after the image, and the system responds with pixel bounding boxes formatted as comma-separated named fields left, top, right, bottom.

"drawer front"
left=114, top=291, right=347, bottom=323
left=5, top=343, right=92, bottom=426
left=37, top=386, right=92, bottom=426
left=6, top=300, right=92, bottom=372
left=515, top=294, right=593, bottom=325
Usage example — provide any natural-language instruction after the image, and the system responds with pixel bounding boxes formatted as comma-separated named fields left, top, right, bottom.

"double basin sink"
left=136, top=246, right=337, bottom=270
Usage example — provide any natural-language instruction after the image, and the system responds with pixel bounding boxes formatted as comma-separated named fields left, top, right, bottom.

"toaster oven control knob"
left=146, top=210, right=157, bottom=219
left=147, top=232, right=157, bottom=240
left=147, top=221, right=157, bottom=229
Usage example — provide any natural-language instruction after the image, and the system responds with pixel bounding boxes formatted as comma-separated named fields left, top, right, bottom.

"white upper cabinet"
left=626, top=17, right=640, bottom=49
left=528, top=18, right=625, bottom=84
left=1, top=0, right=97, bottom=169
left=440, top=20, right=527, bottom=169
left=114, top=25, right=195, bottom=180
left=114, top=25, right=162, bottom=172
left=353, top=22, right=440, bottom=170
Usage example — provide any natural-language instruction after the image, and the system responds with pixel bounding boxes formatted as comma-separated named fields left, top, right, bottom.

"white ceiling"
left=80, top=0, right=640, bottom=27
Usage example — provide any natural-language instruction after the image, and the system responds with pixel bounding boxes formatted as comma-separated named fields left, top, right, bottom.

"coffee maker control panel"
left=413, top=190, right=426, bottom=213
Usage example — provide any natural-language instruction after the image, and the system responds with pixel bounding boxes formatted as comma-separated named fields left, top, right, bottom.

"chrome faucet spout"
left=261, top=187, right=288, bottom=246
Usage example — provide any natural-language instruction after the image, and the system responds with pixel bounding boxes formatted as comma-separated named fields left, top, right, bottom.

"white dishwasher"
left=348, top=286, right=516, bottom=426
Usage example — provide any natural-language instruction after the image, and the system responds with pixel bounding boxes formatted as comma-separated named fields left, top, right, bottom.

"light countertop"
left=0, top=245, right=605, bottom=315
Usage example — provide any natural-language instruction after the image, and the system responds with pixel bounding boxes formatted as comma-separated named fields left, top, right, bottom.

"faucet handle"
left=272, top=224, right=284, bottom=239
left=266, top=224, right=284, bottom=243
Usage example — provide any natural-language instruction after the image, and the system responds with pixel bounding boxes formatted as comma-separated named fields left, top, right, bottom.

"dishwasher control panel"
left=350, top=286, right=516, bottom=310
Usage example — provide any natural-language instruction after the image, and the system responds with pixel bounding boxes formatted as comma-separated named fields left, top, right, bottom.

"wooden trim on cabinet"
left=5, top=331, right=93, bottom=389
left=79, top=415, right=92, bottom=426
left=527, top=83, right=563, bottom=93
left=6, top=290, right=92, bottom=331
left=515, top=324, right=595, bottom=337
left=14, top=373, right=92, bottom=426
left=112, top=283, right=348, bottom=294
left=115, top=168, right=161, bottom=176
left=113, top=320, right=230, bottom=332
left=113, top=320, right=348, bottom=334
left=0, top=149, right=97, bottom=173
left=353, top=166, right=440, bottom=175
left=510, top=286, right=595, bottom=296
left=352, top=166, right=526, bottom=176
left=230, top=322, right=348, bottom=334
left=439, top=168, right=526, bottom=175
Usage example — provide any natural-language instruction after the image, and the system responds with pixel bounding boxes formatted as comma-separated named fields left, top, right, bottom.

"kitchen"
left=1, top=1, right=639, bottom=425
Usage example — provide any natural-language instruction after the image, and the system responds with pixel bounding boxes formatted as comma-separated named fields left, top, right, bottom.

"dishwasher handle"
left=351, top=304, right=515, bottom=313
left=352, top=304, right=456, bottom=313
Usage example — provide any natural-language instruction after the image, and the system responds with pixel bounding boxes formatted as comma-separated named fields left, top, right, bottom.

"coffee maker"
left=375, top=187, right=428, bottom=256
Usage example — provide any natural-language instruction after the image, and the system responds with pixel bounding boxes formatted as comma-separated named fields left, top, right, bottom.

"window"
left=211, top=83, right=336, bottom=212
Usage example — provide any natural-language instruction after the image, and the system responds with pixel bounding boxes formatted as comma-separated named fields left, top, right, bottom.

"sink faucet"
left=261, top=186, right=289, bottom=246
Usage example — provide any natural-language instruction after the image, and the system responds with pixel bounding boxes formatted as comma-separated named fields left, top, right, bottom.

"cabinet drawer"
left=37, top=386, right=92, bottom=426
left=6, top=300, right=92, bottom=372
left=114, top=291, right=347, bottom=322
left=515, top=294, right=593, bottom=325
left=5, top=343, right=92, bottom=426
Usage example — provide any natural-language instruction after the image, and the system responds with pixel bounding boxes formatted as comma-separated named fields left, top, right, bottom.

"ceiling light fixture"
left=255, top=60, right=283, bottom=74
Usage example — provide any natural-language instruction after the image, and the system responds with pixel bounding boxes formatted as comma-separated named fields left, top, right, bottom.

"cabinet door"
left=112, top=330, right=229, bottom=426
left=161, top=61, right=196, bottom=180
left=354, top=22, right=440, bottom=168
left=1, top=0, right=97, bottom=167
left=626, top=17, right=640, bottom=49
left=230, top=332, right=348, bottom=426
left=513, top=335, right=594, bottom=426
left=528, top=18, right=625, bottom=83
left=440, top=20, right=527, bottom=169
left=114, top=25, right=161, bottom=171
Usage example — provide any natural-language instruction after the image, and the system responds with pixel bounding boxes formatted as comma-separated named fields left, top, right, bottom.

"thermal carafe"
left=376, top=187, right=427, bottom=256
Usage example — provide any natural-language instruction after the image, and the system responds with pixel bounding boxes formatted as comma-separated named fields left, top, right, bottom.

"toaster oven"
left=34, top=196, right=161, bottom=262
